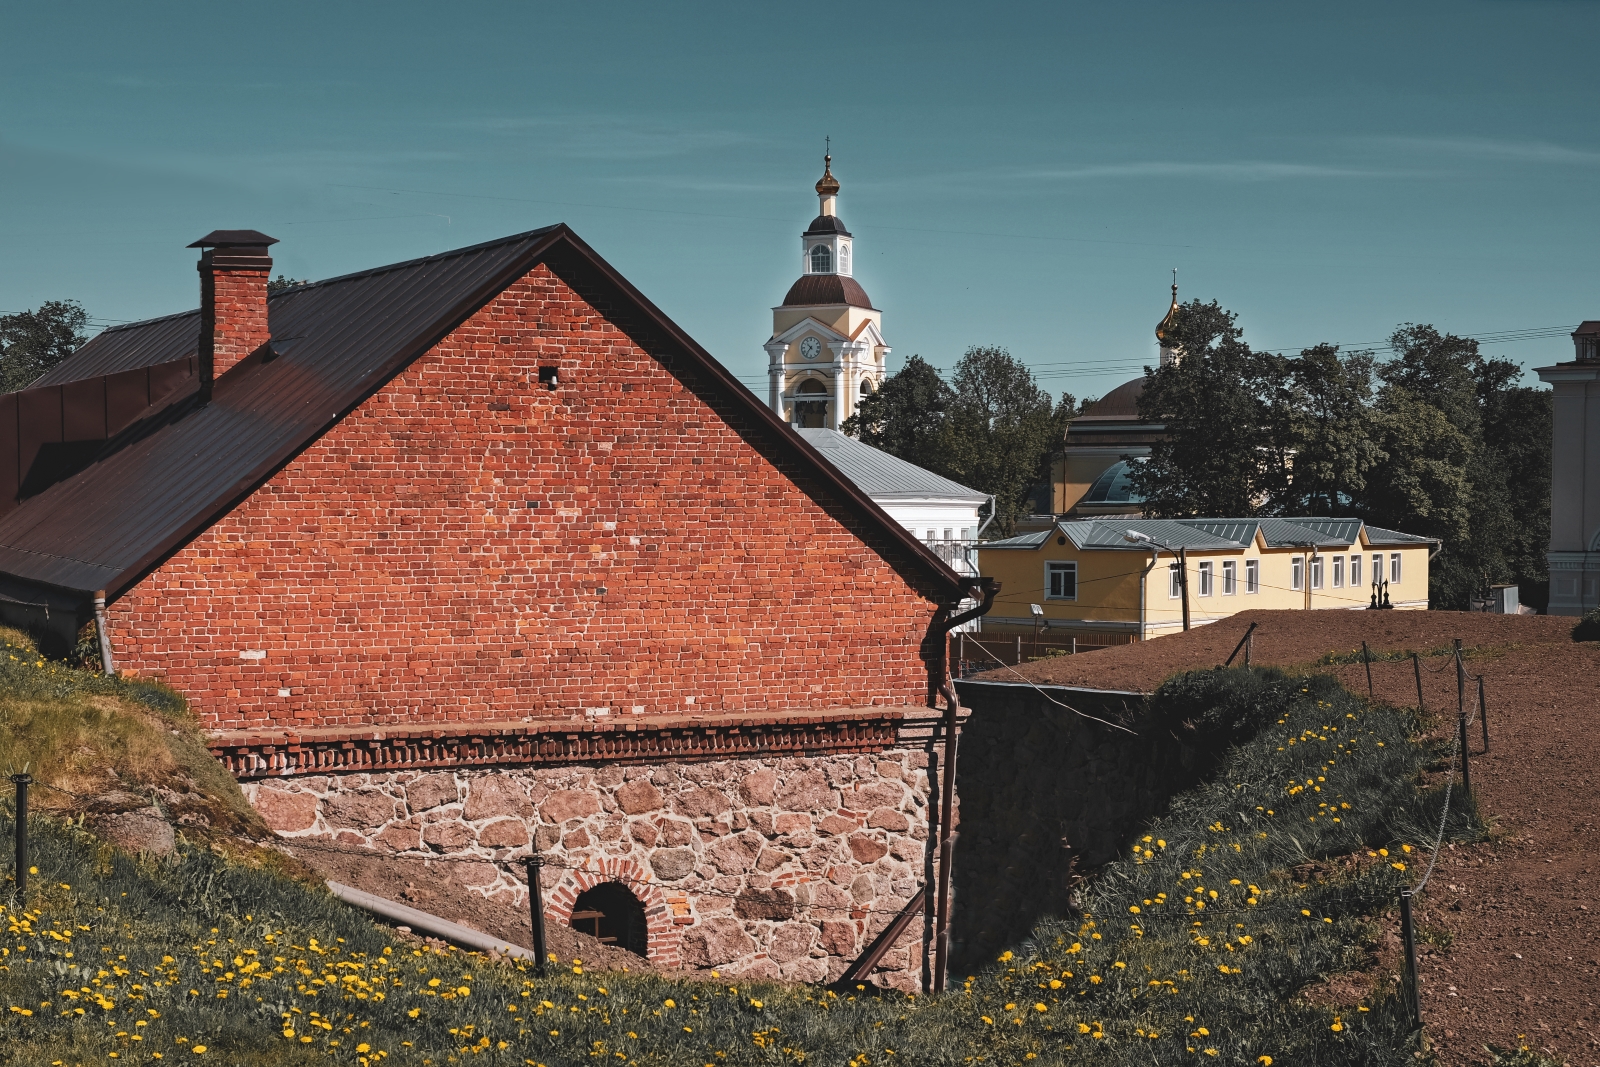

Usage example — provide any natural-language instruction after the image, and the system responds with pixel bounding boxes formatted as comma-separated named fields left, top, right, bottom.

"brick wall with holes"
left=108, top=263, right=945, bottom=731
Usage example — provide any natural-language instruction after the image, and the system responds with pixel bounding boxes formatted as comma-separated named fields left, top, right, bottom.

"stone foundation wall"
left=246, top=749, right=936, bottom=990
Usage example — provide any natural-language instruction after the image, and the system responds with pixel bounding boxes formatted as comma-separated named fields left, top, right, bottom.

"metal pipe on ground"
left=326, top=881, right=536, bottom=961
left=10, top=773, right=29, bottom=902
left=92, top=590, right=115, bottom=676
left=835, top=892, right=926, bottom=990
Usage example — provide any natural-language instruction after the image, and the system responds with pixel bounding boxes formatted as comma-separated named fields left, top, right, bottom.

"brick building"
left=0, top=226, right=994, bottom=988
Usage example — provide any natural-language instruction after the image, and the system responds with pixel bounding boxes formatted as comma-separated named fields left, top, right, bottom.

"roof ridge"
left=269, top=224, right=566, bottom=298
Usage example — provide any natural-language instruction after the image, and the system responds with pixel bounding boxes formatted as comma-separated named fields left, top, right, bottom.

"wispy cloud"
left=1371, top=136, right=1600, bottom=164
left=451, top=115, right=749, bottom=161
left=1010, top=160, right=1397, bottom=182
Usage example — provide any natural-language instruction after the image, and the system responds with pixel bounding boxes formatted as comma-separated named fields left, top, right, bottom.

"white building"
left=1537, top=321, right=1600, bottom=615
left=766, top=154, right=888, bottom=430
left=796, top=428, right=990, bottom=579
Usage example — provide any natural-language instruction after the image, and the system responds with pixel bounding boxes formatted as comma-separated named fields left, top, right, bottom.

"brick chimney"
left=189, top=230, right=278, bottom=397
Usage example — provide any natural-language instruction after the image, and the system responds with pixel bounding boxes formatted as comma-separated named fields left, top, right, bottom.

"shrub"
left=1571, top=608, right=1600, bottom=642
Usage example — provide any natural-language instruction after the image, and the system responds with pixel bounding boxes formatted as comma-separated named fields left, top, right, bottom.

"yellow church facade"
left=978, top=517, right=1437, bottom=643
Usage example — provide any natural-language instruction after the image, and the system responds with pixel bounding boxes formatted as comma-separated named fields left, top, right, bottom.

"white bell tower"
left=765, top=148, right=889, bottom=431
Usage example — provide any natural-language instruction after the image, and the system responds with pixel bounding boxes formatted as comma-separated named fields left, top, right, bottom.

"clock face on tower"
left=800, top=337, right=822, bottom=360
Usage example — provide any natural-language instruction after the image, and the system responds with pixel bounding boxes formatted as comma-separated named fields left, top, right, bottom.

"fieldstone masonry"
left=246, top=749, right=937, bottom=990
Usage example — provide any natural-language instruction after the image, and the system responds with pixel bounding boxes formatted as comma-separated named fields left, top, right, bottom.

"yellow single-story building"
left=978, top=517, right=1439, bottom=643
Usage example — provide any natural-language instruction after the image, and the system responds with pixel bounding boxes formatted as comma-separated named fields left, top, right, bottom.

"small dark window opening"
left=1056, top=536, right=1067, bottom=546
left=538, top=366, right=560, bottom=390
left=569, top=883, right=648, bottom=957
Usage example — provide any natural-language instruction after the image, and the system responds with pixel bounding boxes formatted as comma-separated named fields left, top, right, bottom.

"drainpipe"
left=975, top=495, right=997, bottom=538
left=92, top=589, right=115, bottom=675
left=930, top=576, right=999, bottom=994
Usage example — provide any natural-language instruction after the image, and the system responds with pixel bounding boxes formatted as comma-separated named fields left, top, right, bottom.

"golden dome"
left=1155, top=279, right=1179, bottom=344
left=815, top=153, right=840, bottom=198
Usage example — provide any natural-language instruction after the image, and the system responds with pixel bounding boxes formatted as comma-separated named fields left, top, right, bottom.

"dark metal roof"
left=0, top=225, right=966, bottom=606
left=781, top=274, right=875, bottom=309
left=1081, top=460, right=1144, bottom=505
left=1363, top=524, right=1438, bottom=546
left=34, top=311, right=201, bottom=387
left=803, top=215, right=852, bottom=237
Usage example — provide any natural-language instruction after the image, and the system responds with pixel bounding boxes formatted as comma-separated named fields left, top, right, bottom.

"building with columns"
left=1537, top=321, right=1600, bottom=615
left=766, top=155, right=888, bottom=429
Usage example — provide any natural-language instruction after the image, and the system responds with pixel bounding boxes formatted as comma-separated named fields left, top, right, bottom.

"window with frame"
left=1169, top=561, right=1183, bottom=598
left=1372, top=554, right=1383, bottom=583
left=1291, top=556, right=1304, bottom=591
left=1047, top=561, right=1078, bottom=601
left=809, top=244, right=832, bottom=273
left=1350, top=553, right=1362, bottom=588
left=1222, top=560, right=1237, bottom=595
left=1332, top=555, right=1344, bottom=588
left=1245, top=559, right=1259, bottom=594
left=1310, top=554, right=1324, bottom=590
left=1390, top=553, right=1402, bottom=584
left=1197, top=561, right=1213, bottom=596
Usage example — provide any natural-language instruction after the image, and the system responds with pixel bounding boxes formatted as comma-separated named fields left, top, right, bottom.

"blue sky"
left=2, top=1, right=1596, bottom=402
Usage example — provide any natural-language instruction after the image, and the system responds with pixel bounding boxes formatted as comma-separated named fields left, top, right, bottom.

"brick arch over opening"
left=544, top=856, right=682, bottom=968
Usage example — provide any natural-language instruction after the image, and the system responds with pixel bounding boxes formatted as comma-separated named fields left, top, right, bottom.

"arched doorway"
left=568, top=882, right=648, bottom=957
left=793, top=377, right=828, bottom=428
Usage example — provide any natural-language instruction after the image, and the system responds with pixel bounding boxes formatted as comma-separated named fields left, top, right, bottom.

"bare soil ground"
left=279, top=840, right=659, bottom=975
left=977, top=609, right=1600, bottom=1066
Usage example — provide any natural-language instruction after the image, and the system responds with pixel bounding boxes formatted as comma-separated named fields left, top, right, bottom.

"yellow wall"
left=979, top=532, right=1433, bottom=639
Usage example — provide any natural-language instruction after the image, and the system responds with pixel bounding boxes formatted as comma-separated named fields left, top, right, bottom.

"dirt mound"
left=975, top=608, right=1572, bottom=692
left=973, top=608, right=1598, bottom=1066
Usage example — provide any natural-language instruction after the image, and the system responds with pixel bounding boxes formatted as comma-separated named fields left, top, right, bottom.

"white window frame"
left=1291, top=556, right=1304, bottom=591
left=1372, top=554, right=1383, bottom=584
left=810, top=244, right=832, bottom=273
left=1390, top=553, right=1402, bottom=584
left=1350, top=553, right=1362, bottom=588
left=1245, top=559, right=1259, bottom=594
left=1169, top=561, right=1182, bottom=599
left=1332, top=555, right=1344, bottom=588
left=1046, top=561, right=1078, bottom=601
left=1222, top=560, right=1237, bottom=595
left=1310, top=554, right=1324, bottom=590
left=1197, top=560, right=1213, bottom=597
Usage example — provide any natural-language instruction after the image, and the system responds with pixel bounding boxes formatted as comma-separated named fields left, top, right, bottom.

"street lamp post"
left=1124, top=531, right=1189, bottom=632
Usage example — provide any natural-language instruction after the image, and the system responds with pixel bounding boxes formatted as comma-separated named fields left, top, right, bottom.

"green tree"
left=1356, top=325, right=1515, bottom=609
left=1474, top=357, right=1552, bottom=609
left=1283, top=344, right=1384, bottom=515
left=1128, top=300, right=1291, bottom=517
left=0, top=300, right=89, bottom=392
left=843, top=354, right=955, bottom=471
left=267, top=275, right=309, bottom=294
left=942, top=346, right=1063, bottom=536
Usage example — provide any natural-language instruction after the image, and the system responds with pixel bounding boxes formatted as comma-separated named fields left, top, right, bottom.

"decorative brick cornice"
left=209, top=706, right=943, bottom=779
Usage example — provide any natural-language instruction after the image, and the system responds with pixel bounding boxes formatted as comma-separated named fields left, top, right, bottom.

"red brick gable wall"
left=109, top=263, right=945, bottom=732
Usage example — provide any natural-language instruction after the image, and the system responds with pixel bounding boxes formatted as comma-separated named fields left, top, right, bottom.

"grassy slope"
left=1, top=659, right=1481, bottom=1066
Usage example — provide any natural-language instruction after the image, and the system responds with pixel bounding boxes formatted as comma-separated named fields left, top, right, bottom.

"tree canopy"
left=844, top=346, right=1073, bottom=536
left=0, top=300, right=89, bottom=392
left=1127, top=304, right=1552, bottom=610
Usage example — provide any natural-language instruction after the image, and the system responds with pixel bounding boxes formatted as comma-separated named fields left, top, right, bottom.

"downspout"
left=929, top=575, right=999, bottom=994
left=92, top=589, right=115, bottom=676
left=975, top=495, right=997, bottom=538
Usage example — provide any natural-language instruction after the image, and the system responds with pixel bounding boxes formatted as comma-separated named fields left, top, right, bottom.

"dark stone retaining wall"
left=947, top=678, right=1194, bottom=976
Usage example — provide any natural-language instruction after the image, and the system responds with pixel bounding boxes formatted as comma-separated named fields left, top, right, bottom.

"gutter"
left=326, top=881, right=536, bottom=961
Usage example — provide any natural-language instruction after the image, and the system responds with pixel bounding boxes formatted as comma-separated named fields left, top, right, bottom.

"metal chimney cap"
left=188, top=229, right=279, bottom=249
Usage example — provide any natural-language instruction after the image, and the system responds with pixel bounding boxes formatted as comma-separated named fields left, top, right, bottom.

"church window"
left=810, top=244, right=832, bottom=273
left=859, top=378, right=874, bottom=396
left=793, top=377, right=828, bottom=428
left=1047, top=561, right=1077, bottom=600
left=796, top=377, right=827, bottom=394
left=839, top=243, right=850, bottom=273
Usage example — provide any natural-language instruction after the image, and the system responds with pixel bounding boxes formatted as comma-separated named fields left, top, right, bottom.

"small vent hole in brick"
left=569, top=883, right=647, bottom=957
left=538, top=366, right=560, bottom=390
